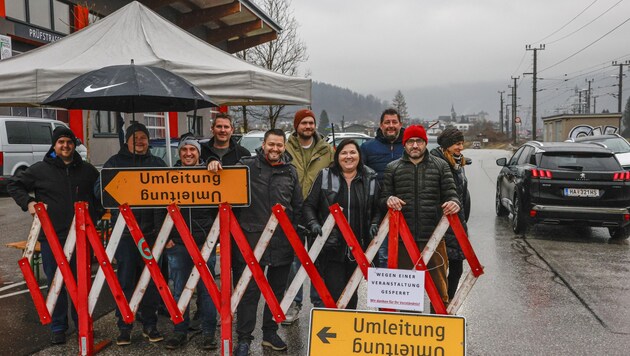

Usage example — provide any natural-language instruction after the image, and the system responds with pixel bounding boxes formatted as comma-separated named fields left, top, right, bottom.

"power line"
left=530, top=0, right=599, bottom=44
left=540, top=16, right=630, bottom=73
left=547, top=0, right=624, bottom=45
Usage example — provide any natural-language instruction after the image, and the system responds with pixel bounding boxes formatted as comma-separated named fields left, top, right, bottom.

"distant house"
left=454, top=123, right=472, bottom=132
left=343, top=123, right=372, bottom=135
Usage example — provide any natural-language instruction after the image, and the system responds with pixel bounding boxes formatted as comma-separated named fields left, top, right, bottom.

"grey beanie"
left=178, top=137, right=201, bottom=153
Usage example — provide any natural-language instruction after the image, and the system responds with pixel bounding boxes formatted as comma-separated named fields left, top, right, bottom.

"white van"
left=0, top=116, right=87, bottom=190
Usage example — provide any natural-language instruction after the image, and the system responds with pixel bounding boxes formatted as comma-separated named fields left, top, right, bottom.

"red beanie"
left=294, top=109, right=316, bottom=130
left=402, top=125, right=428, bottom=145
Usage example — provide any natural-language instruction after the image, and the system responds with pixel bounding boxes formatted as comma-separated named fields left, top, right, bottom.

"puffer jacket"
left=430, top=148, right=469, bottom=260
left=360, top=127, right=406, bottom=184
left=379, top=151, right=460, bottom=243
left=201, top=136, right=251, bottom=166
left=97, top=146, right=167, bottom=244
left=303, top=165, right=380, bottom=261
left=285, top=133, right=334, bottom=198
left=235, top=149, right=303, bottom=266
left=8, top=149, right=100, bottom=242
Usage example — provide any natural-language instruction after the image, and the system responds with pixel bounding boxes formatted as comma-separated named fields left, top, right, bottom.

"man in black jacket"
left=380, top=125, right=460, bottom=307
left=231, top=129, right=303, bottom=356
left=7, top=126, right=100, bottom=345
left=97, top=122, right=167, bottom=346
left=201, top=113, right=250, bottom=168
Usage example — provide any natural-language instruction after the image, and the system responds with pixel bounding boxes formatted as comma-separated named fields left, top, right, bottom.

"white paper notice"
left=367, top=267, right=425, bottom=311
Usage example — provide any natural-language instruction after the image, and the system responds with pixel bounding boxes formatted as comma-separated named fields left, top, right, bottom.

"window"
left=517, top=146, right=534, bottom=166
left=28, top=122, right=52, bottom=144
left=6, top=0, right=71, bottom=34
left=5, top=0, right=26, bottom=21
left=27, top=107, right=43, bottom=118
left=508, top=147, right=524, bottom=166
left=29, top=0, right=52, bottom=29
left=53, top=1, right=70, bottom=34
left=6, top=121, right=29, bottom=144
left=187, top=114, right=203, bottom=136
left=145, top=112, right=166, bottom=139
left=93, top=110, right=118, bottom=136
left=541, top=153, right=620, bottom=171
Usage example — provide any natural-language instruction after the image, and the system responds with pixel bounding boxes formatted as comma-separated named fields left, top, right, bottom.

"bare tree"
left=392, top=90, right=409, bottom=120
left=236, top=0, right=308, bottom=129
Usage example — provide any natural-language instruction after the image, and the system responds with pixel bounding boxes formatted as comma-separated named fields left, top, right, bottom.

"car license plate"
left=564, top=188, right=599, bottom=197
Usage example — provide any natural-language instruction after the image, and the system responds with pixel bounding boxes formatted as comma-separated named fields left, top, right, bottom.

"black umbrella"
left=42, top=62, right=217, bottom=112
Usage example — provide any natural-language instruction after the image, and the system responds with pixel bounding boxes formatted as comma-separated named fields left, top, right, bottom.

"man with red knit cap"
left=283, top=108, right=333, bottom=323
left=379, top=124, right=460, bottom=307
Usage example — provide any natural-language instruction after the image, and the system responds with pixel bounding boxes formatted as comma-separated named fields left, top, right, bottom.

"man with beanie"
left=8, top=126, right=100, bottom=345
left=96, top=121, right=167, bottom=346
left=283, top=108, right=333, bottom=323
left=380, top=124, right=460, bottom=308
left=431, top=127, right=470, bottom=300
left=360, top=108, right=405, bottom=267
left=164, top=137, right=218, bottom=350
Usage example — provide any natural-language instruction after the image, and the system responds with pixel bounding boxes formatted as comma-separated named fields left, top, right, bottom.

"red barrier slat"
left=34, top=203, right=78, bottom=307
left=219, top=204, right=232, bottom=355
left=329, top=204, right=372, bottom=279
left=229, top=208, right=285, bottom=323
left=167, top=204, right=222, bottom=310
left=446, top=214, right=484, bottom=277
left=397, top=214, right=447, bottom=315
left=82, top=205, right=133, bottom=324
left=75, top=203, right=93, bottom=356
left=18, top=258, right=51, bottom=324
left=118, top=204, right=183, bottom=324
left=272, top=204, right=336, bottom=308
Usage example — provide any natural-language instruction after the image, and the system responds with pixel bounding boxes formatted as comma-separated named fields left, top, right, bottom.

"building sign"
left=13, top=22, right=62, bottom=44
left=367, top=268, right=425, bottom=312
left=0, top=35, right=11, bottom=59
left=100, top=166, right=250, bottom=208
left=308, top=309, right=466, bottom=356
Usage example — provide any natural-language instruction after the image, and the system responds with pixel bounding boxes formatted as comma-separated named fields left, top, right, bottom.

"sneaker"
left=281, top=302, right=301, bottom=325
left=262, top=332, right=287, bottom=351
left=142, top=327, right=164, bottom=343
left=201, top=332, right=218, bottom=350
left=116, top=329, right=132, bottom=346
left=51, top=331, right=66, bottom=345
left=234, top=341, right=250, bottom=356
left=164, top=332, right=187, bottom=349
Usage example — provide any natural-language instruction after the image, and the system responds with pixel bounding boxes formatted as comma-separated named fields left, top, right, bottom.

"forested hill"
left=311, top=81, right=388, bottom=122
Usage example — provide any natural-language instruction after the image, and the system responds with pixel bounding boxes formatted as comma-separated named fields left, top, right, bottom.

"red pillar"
left=0, top=0, right=6, bottom=18
left=168, top=112, right=178, bottom=138
left=68, top=110, right=84, bottom=142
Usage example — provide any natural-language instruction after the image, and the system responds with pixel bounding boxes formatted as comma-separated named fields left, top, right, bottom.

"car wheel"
left=512, top=193, right=528, bottom=234
left=608, top=227, right=630, bottom=240
left=495, top=185, right=508, bottom=217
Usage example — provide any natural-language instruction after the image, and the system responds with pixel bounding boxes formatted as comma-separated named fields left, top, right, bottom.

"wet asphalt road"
left=2, top=148, right=630, bottom=355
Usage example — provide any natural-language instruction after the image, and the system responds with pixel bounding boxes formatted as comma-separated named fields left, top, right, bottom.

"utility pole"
left=612, top=60, right=630, bottom=113
left=498, top=91, right=505, bottom=133
left=505, top=103, right=510, bottom=137
left=578, top=90, right=583, bottom=114
left=510, top=77, right=519, bottom=145
left=524, top=44, right=544, bottom=141
left=585, top=78, right=594, bottom=114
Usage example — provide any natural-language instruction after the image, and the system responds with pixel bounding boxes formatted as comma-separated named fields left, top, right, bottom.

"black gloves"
left=309, top=222, right=323, bottom=237
left=370, top=224, right=379, bottom=238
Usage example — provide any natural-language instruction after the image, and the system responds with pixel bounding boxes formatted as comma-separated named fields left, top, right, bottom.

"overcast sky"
left=291, top=0, right=630, bottom=119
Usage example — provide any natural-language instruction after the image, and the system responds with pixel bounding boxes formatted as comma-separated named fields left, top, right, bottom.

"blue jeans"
left=41, top=240, right=77, bottom=333
left=167, top=244, right=217, bottom=335
left=377, top=236, right=388, bottom=267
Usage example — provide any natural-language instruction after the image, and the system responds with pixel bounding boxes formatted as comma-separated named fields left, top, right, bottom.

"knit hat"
left=51, top=126, right=78, bottom=146
left=178, top=137, right=201, bottom=153
left=437, top=127, right=465, bottom=149
left=125, top=122, right=150, bottom=142
left=294, top=109, right=316, bottom=130
left=402, top=125, right=428, bottom=145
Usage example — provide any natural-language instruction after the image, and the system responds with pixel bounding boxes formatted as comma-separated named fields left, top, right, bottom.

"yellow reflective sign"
left=101, top=166, right=250, bottom=208
left=308, top=308, right=465, bottom=356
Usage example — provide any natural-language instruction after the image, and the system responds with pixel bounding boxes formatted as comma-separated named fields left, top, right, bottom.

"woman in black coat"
left=303, top=139, right=380, bottom=309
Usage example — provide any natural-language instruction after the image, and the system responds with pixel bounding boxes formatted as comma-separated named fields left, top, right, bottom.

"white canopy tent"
left=0, top=1, right=310, bottom=107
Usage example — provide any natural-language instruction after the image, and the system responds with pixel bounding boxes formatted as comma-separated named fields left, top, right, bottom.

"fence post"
left=75, top=202, right=93, bottom=356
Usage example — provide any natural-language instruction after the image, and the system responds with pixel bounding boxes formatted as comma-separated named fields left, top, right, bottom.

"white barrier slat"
left=88, top=216, right=126, bottom=314
left=337, top=212, right=389, bottom=309
left=447, top=270, right=477, bottom=315
left=230, top=214, right=279, bottom=314
left=46, top=218, right=76, bottom=315
left=420, top=216, right=450, bottom=265
left=279, top=214, right=335, bottom=312
left=177, top=216, right=220, bottom=314
left=128, top=214, right=174, bottom=314
left=23, top=215, right=42, bottom=262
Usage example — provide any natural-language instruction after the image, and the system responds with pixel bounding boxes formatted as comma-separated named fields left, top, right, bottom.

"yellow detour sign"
left=100, top=166, right=250, bottom=208
left=308, top=308, right=465, bottom=356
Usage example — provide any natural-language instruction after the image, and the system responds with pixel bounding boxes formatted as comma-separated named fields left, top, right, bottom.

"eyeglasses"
left=405, top=138, right=425, bottom=146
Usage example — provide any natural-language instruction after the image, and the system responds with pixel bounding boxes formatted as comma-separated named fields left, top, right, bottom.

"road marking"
left=0, top=285, right=47, bottom=299
left=0, top=281, right=26, bottom=292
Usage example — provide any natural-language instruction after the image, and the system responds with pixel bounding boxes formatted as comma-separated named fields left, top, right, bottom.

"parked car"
left=495, top=141, right=630, bottom=239
left=570, top=134, right=630, bottom=170
left=472, top=141, right=481, bottom=149
left=149, top=138, right=180, bottom=164
left=239, top=131, right=266, bottom=155
left=326, top=132, right=371, bottom=148
left=0, top=116, right=87, bottom=191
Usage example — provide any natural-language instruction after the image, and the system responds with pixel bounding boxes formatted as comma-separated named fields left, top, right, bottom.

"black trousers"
left=233, top=261, right=291, bottom=343
left=317, top=249, right=358, bottom=309
left=447, top=259, right=464, bottom=300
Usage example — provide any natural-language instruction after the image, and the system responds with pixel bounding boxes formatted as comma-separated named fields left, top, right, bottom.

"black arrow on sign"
left=317, top=326, right=337, bottom=344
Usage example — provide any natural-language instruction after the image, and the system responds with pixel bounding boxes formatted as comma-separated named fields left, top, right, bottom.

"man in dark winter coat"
left=380, top=125, right=461, bottom=306
left=360, top=108, right=406, bottom=267
left=231, top=129, right=303, bottom=356
left=96, top=122, right=167, bottom=346
left=7, top=126, right=100, bottom=345
left=201, top=113, right=250, bottom=168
